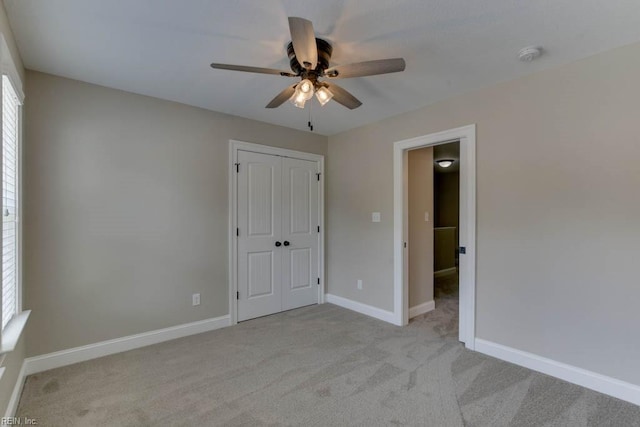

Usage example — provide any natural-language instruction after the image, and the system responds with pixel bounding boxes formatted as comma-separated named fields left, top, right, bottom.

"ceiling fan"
left=210, top=17, right=406, bottom=110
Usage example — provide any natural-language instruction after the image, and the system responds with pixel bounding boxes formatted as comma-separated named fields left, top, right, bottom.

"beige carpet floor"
left=17, top=275, right=640, bottom=426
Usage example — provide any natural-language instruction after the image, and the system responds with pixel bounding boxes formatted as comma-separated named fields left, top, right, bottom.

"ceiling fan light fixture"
left=289, top=88, right=307, bottom=108
left=298, top=79, right=314, bottom=99
left=289, top=79, right=317, bottom=108
left=436, top=159, right=454, bottom=168
left=315, top=86, right=334, bottom=106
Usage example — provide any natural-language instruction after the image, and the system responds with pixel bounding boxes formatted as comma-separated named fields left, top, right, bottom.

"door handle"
left=283, top=241, right=290, bottom=246
left=275, top=241, right=282, bottom=247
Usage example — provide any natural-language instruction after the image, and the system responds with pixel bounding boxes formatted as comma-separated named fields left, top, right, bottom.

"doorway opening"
left=406, top=141, right=460, bottom=327
left=393, top=125, right=476, bottom=349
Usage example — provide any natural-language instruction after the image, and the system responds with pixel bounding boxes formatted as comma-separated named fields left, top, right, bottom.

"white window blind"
left=2, top=75, right=19, bottom=330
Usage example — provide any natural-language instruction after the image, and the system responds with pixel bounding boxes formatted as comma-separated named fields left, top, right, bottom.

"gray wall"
left=0, top=0, right=25, bottom=414
left=434, top=169, right=459, bottom=272
left=24, top=71, right=326, bottom=357
left=327, top=42, right=640, bottom=385
left=434, top=171, right=459, bottom=230
left=408, top=147, right=433, bottom=309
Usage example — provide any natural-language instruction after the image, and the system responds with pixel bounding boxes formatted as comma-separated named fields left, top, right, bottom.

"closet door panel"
left=237, top=150, right=283, bottom=321
left=281, top=157, right=319, bottom=310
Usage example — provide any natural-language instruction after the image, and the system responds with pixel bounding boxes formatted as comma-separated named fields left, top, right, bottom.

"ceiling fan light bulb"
left=315, top=87, right=334, bottom=106
left=299, top=79, right=313, bottom=94
left=289, top=88, right=307, bottom=108
left=295, top=79, right=314, bottom=101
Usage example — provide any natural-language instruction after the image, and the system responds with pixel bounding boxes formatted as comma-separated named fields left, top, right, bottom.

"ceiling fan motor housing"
left=287, top=38, right=333, bottom=75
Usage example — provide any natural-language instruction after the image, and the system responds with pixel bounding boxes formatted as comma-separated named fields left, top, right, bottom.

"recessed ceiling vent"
left=518, top=46, right=543, bottom=62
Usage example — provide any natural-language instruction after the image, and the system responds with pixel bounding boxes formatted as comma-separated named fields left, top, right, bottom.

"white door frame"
left=228, top=140, right=325, bottom=325
left=393, top=124, right=476, bottom=349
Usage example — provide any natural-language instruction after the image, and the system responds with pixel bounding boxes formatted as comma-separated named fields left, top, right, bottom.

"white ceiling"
left=5, top=0, right=640, bottom=135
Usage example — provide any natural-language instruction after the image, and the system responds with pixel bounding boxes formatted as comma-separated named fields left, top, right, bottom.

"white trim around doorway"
left=393, top=124, right=476, bottom=349
left=228, top=140, right=325, bottom=326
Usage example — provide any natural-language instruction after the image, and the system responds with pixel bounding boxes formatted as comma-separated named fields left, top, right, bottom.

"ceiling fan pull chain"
left=308, top=99, right=314, bottom=131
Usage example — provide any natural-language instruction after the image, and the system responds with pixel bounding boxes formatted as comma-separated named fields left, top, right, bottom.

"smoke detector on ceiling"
left=518, top=46, right=543, bottom=62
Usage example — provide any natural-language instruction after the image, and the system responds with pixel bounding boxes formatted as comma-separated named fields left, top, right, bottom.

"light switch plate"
left=372, top=212, right=381, bottom=222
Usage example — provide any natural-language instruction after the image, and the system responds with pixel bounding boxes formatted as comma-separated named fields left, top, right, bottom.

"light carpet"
left=17, top=277, right=640, bottom=426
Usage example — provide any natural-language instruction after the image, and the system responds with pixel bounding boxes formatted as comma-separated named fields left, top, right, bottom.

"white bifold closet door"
left=237, top=150, right=319, bottom=321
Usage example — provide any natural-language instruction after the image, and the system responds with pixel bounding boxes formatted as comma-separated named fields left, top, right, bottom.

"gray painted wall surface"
left=327, top=42, right=640, bottom=385
left=23, top=71, right=326, bottom=356
left=435, top=171, right=459, bottom=230
left=408, top=147, right=434, bottom=308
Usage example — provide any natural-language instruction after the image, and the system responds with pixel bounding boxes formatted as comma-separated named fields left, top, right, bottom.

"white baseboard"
left=325, top=294, right=396, bottom=324
left=475, top=338, right=640, bottom=406
left=24, top=315, right=230, bottom=376
left=4, top=360, right=27, bottom=418
left=434, top=267, right=457, bottom=278
left=409, top=300, right=435, bottom=318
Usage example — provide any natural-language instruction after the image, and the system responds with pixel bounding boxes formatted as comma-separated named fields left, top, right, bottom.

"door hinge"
left=316, top=172, right=321, bottom=181
left=236, top=228, right=239, bottom=237
left=317, top=277, right=320, bottom=285
left=317, top=225, right=320, bottom=233
left=236, top=291, right=239, bottom=300
left=459, top=246, right=466, bottom=254
left=235, top=163, right=240, bottom=173
left=404, top=242, right=407, bottom=248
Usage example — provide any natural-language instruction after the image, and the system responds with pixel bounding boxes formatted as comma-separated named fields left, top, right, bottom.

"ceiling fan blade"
left=325, top=58, right=406, bottom=79
left=265, top=84, right=298, bottom=108
left=288, top=17, right=318, bottom=70
left=210, top=63, right=296, bottom=77
left=324, top=83, right=362, bottom=109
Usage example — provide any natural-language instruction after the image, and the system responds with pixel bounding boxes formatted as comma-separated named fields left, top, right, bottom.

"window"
left=2, top=75, right=20, bottom=330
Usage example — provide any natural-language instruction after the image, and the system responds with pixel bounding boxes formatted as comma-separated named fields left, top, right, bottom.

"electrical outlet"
left=372, top=212, right=381, bottom=222
left=192, top=293, right=200, bottom=306
left=357, top=279, right=363, bottom=290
